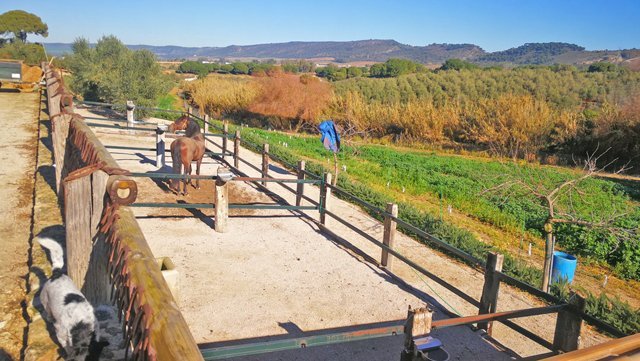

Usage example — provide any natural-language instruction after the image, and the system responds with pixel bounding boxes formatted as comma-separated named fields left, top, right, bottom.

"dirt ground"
left=76, top=108, right=515, bottom=360
left=2, top=97, right=615, bottom=360
left=73, top=106, right=614, bottom=360
left=0, top=91, right=39, bottom=360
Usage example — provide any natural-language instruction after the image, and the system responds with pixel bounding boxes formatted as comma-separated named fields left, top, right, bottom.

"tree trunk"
left=542, top=221, right=554, bottom=292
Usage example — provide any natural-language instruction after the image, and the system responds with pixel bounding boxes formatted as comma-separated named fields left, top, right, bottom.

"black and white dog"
left=38, top=237, right=109, bottom=361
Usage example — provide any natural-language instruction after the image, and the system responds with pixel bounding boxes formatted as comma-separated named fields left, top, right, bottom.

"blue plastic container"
left=551, top=251, right=577, bottom=283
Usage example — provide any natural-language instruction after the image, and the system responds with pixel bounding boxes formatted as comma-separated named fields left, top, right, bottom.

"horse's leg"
left=171, top=142, right=182, bottom=193
left=195, top=158, right=202, bottom=189
left=183, top=162, right=192, bottom=195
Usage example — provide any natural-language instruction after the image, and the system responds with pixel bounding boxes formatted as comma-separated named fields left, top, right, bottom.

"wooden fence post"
left=478, top=252, right=504, bottom=335
left=52, top=114, right=71, bottom=193
left=262, top=144, right=269, bottom=187
left=296, top=160, right=306, bottom=206
left=222, top=122, right=229, bottom=161
left=402, top=306, right=433, bottom=361
left=204, top=114, right=209, bottom=134
left=214, top=167, right=230, bottom=233
left=320, top=173, right=333, bottom=226
left=234, top=130, right=241, bottom=169
left=381, top=203, right=398, bottom=269
left=64, top=174, right=92, bottom=290
left=83, top=170, right=110, bottom=304
left=156, top=124, right=167, bottom=169
left=553, top=293, right=586, bottom=352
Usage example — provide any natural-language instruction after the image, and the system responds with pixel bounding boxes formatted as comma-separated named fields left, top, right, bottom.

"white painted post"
left=126, top=100, right=135, bottom=126
left=156, top=124, right=167, bottom=168
left=204, top=114, right=210, bottom=134
left=214, top=167, right=231, bottom=233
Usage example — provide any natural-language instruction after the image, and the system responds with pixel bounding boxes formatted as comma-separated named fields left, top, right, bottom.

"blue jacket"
left=319, top=120, right=340, bottom=153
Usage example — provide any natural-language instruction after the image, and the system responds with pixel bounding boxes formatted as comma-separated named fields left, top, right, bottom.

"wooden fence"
left=43, top=64, right=203, bottom=361
left=198, top=119, right=635, bottom=358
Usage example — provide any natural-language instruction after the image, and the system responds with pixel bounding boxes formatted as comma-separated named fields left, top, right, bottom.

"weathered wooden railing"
left=43, top=64, right=203, bottom=360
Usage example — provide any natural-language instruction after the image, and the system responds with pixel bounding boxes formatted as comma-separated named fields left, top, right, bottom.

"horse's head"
left=168, top=115, right=190, bottom=133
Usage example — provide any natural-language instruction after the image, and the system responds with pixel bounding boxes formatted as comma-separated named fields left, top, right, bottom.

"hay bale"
left=21, top=63, right=43, bottom=83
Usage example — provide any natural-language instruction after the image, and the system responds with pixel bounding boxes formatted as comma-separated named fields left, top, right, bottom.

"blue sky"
left=2, top=0, right=639, bottom=52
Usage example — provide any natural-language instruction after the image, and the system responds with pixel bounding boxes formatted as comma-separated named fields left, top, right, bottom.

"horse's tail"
left=37, top=237, right=65, bottom=274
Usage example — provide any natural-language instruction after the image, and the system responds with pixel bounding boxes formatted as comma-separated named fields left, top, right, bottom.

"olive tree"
left=65, top=35, right=171, bottom=113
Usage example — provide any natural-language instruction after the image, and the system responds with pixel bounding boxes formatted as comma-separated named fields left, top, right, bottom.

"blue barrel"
left=551, top=251, right=577, bottom=283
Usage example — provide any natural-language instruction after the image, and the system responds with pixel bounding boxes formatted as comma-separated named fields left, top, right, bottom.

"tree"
left=369, top=63, right=387, bottom=77
left=484, top=149, right=633, bottom=292
left=0, top=10, right=48, bottom=43
left=588, top=62, right=617, bottom=73
left=66, top=35, right=170, bottom=113
left=346, top=66, right=363, bottom=78
left=231, top=62, right=249, bottom=75
left=439, top=58, right=478, bottom=71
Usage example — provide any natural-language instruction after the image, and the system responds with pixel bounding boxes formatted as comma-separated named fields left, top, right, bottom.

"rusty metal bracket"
left=63, top=162, right=106, bottom=183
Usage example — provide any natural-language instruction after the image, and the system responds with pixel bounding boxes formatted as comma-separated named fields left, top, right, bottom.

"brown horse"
left=168, top=115, right=205, bottom=195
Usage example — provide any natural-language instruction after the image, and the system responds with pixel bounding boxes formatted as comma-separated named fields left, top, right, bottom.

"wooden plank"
left=215, top=167, right=229, bottom=233
left=64, top=175, right=92, bottom=289
left=234, top=130, right=241, bottom=169
left=553, top=293, right=586, bottom=352
left=403, top=306, right=433, bottom=358
left=478, top=252, right=504, bottom=335
left=261, top=143, right=269, bottom=187
left=381, top=203, right=398, bottom=269
left=320, top=173, right=332, bottom=225
left=222, top=122, right=228, bottom=161
left=82, top=170, right=110, bottom=304
left=295, top=160, right=305, bottom=207
left=113, top=208, right=204, bottom=360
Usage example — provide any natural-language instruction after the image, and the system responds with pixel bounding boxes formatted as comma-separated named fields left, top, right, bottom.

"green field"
left=229, top=125, right=640, bottom=333
left=235, top=127, right=640, bottom=281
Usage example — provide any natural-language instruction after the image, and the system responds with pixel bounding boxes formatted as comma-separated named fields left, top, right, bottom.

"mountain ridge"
left=43, top=40, right=640, bottom=66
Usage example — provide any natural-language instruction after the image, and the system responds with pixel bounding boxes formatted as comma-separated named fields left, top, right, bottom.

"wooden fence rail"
left=43, top=64, right=203, bottom=361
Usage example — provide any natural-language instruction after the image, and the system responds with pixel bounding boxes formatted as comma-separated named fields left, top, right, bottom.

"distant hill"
left=43, top=40, right=640, bottom=68
left=472, top=42, right=585, bottom=64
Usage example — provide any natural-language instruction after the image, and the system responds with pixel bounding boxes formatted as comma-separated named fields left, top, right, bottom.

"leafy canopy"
left=0, top=10, right=48, bottom=42
left=65, top=35, right=170, bottom=109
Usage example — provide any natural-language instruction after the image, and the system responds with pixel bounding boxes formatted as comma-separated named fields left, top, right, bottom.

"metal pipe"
left=128, top=172, right=218, bottom=180
left=200, top=323, right=404, bottom=360
left=431, top=304, right=565, bottom=329
left=232, top=177, right=320, bottom=184
left=544, top=333, right=640, bottom=361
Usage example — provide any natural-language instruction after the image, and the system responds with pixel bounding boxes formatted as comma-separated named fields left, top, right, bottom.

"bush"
left=0, top=42, right=46, bottom=65
left=65, top=36, right=171, bottom=115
